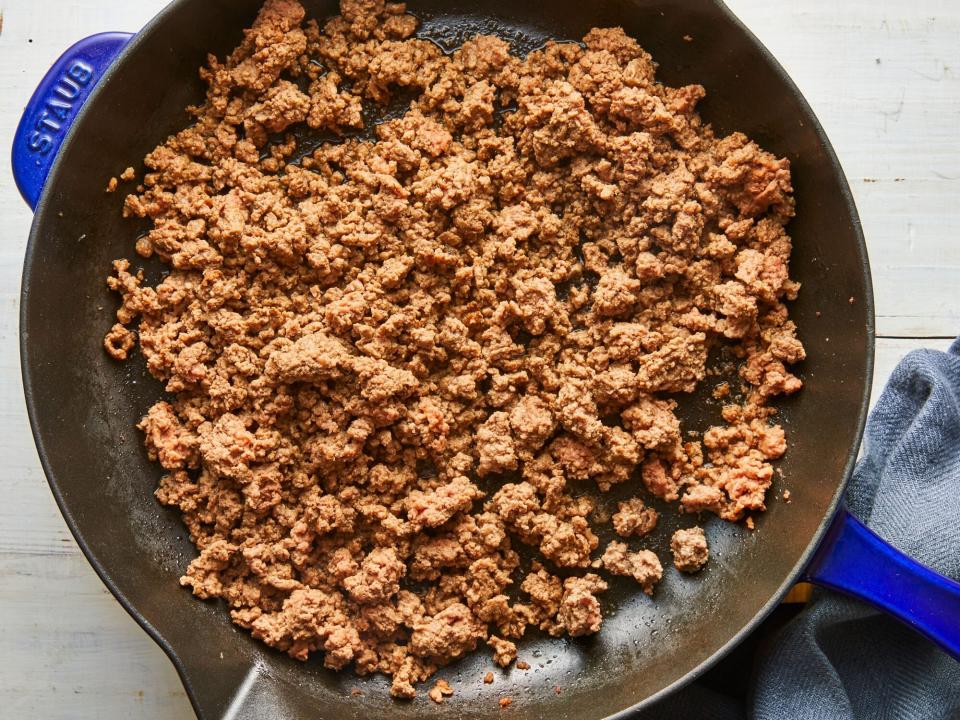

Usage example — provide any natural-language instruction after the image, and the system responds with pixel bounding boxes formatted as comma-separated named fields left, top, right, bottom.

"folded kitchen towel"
left=644, top=338, right=960, bottom=720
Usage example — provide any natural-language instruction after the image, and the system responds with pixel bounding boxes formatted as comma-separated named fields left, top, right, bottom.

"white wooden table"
left=0, top=1, right=956, bottom=717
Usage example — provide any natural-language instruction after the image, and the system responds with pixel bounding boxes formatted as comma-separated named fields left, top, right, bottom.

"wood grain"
left=729, top=0, right=960, bottom=339
left=0, top=0, right=955, bottom=717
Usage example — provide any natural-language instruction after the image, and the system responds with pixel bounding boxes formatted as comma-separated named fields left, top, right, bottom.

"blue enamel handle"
left=804, top=508, right=960, bottom=660
left=12, top=32, right=134, bottom=209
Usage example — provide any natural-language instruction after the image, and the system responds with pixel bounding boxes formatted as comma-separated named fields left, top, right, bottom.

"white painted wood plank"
left=0, top=1, right=956, bottom=719
left=723, top=0, right=960, bottom=339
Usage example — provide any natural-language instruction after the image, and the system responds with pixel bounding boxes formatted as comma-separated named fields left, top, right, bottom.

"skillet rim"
left=18, top=0, right=876, bottom=717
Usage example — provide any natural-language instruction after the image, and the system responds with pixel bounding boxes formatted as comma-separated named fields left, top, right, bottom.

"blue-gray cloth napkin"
left=643, top=338, right=960, bottom=720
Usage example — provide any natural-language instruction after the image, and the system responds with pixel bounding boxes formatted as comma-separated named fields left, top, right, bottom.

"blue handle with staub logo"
left=12, top=32, right=134, bottom=209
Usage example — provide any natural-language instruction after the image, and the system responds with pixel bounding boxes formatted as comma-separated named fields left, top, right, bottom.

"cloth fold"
left=642, top=339, right=960, bottom=719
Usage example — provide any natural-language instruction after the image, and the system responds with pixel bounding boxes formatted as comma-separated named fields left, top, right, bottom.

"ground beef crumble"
left=671, top=526, right=709, bottom=573
left=611, top=498, right=658, bottom=538
left=104, top=0, right=804, bottom=698
left=601, top=541, right=662, bottom=595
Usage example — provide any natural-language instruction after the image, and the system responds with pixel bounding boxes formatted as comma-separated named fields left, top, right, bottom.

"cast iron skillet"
left=13, top=1, right=960, bottom=718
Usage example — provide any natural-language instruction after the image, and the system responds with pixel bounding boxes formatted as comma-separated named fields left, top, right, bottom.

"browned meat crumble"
left=611, top=497, right=658, bottom=538
left=601, top=541, right=662, bottom=595
left=104, top=0, right=803, bottom=698
left=671, top=526, right=709, bottom=573
left=428, top=678, right=453, bottom=703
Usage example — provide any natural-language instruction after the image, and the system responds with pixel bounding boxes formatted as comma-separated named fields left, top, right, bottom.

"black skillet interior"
left=21, top=0, right=872, bottom=717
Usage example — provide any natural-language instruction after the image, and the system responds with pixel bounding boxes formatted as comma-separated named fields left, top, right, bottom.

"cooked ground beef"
left=611, top=497, right=658, bottom=538
left=601, top=541, right=663, bottom=595
left=671, top=526, right=710, bottom=573
left=105, top=0, right=803, bottom=698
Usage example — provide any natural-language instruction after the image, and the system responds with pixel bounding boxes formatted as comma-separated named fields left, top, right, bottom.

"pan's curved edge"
left=18, top=1, right=877, bottom=718
left=17, top=1, right=231, bottom=717
left=613, top=2, right=876, bottom=716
